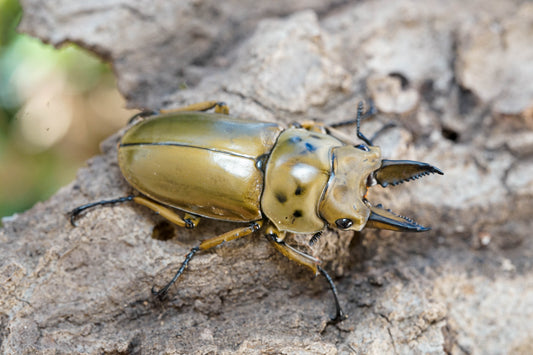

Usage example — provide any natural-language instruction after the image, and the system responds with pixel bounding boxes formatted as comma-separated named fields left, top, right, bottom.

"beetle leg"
left=294, top=100, right=377, bottom=134
left=159, top=101, right=230, bottom=115
left=152, top=220, right=263, bottom=297
left=264, top=226, right=320, bottom=274
left=131, top=196, right=201, bottom=229
left=197, top=220, right=263, bottom=250
left=69, top=195, right=136, bottom=226
left=70, top=195, right=202, bottom=229
left=127, top=110, right=159, bottom=124
left=293, top=120, right=327, bottom=134
left=317, top=266, right=347, bottom=323
left=264, top=224, right=347, bottom=323
left=292, top=101, right=374, bottom=146
left=213, top=102, right=230, bottom=115
left=127, top=101, right=229, bottom=125
left=323, top=126, right=357, bottom=145
left=293, top=119, right=361, bottom=146
left=183, top=213, right=201, bottom=229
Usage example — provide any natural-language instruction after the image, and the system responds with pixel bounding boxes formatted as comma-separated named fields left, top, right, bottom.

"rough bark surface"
left=2, top=0, right=533, bottom=354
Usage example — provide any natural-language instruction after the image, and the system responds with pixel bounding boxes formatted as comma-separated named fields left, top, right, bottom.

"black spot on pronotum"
left=310, top=134, right=322, bottom=140
left=293, top=210, right=303, bottom=218
left=289, top=136, right=302, bottom=143
left=305, top=142, right=317, bottom=152
left=276, top=192, right=287, bottom=204
left=294, top=186, right=303, bottom=195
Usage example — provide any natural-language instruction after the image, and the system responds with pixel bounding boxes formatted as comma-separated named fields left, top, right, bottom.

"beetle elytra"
left=70, top=100, right=442, bottom=322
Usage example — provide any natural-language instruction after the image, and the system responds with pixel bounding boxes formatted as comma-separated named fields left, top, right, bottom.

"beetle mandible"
left=70, top=100, right=443, bottom=322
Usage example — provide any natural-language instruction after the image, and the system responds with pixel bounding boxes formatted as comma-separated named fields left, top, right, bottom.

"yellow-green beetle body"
left=118, top=112, right=383, bottom=235
left=72, top=101, right=442, bottom=322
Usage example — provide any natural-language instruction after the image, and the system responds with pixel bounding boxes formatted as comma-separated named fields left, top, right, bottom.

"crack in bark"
left=387, top=326, right=398, bottom=355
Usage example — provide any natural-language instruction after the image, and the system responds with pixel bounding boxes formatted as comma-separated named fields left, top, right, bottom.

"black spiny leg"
left=264, top=224, right=347, bottom=323
left=152, top=221, right=263, bottom=298
left=69, top=195, right=135, bottom=226
left=317, top=266, right=347, bottom=323
left=70, top=195, right=201, bottom=229
left=152, top=246, right=200, bottom=298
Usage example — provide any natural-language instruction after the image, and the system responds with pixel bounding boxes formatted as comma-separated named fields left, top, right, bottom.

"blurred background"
left=0, top=0, right=135, bottom=222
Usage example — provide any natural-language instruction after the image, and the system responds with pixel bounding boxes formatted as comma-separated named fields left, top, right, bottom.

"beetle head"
left=319, top=144, right=443, bottom=232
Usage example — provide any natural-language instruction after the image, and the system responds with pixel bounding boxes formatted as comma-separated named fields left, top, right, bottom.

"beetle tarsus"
left=69, top=195, right=135, bottom=227
left=152, top=246, right=201, bottom=298
left=251, top=221, right=262, bottom=231
left=213, top=102, right=229, bottom=114
left=184, top=219, right=195, bottom=229
left=317, top=265, right=347, bottom=323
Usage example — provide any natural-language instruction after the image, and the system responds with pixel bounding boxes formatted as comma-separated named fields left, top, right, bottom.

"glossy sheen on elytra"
left=118, top=112, right=282, bottom=221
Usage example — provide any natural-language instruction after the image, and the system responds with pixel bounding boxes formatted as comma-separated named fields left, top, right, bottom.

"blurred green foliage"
left=0, top=0, right=128, bottom=223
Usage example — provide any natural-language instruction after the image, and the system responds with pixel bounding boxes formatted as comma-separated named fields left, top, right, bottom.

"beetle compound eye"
left=355, top=144, right=369, bottom=151
left=335, top=218, right=353, bottom=229
left=366, top=173, right=377, bottom=187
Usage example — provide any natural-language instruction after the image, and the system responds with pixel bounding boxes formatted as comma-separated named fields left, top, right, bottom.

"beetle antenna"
left=309, top=231, right=322, bottom=246
left=329, top=101, right=377, bottom=145
left=69, top=195, right=135, bottom=227
left=356, top=101, right=374, bottom=146
left=369, top=122, right=396, bottom=143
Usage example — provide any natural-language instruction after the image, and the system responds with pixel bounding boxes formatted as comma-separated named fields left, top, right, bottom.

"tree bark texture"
left=2, top=1, right=533, bottom=353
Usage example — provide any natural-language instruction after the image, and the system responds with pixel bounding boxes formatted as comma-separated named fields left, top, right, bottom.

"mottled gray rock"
left=455, top=3, right=533, bottom=115
left=2, top=0, right=532, bottom=354
left=18, top=0, right=348, bottom=109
